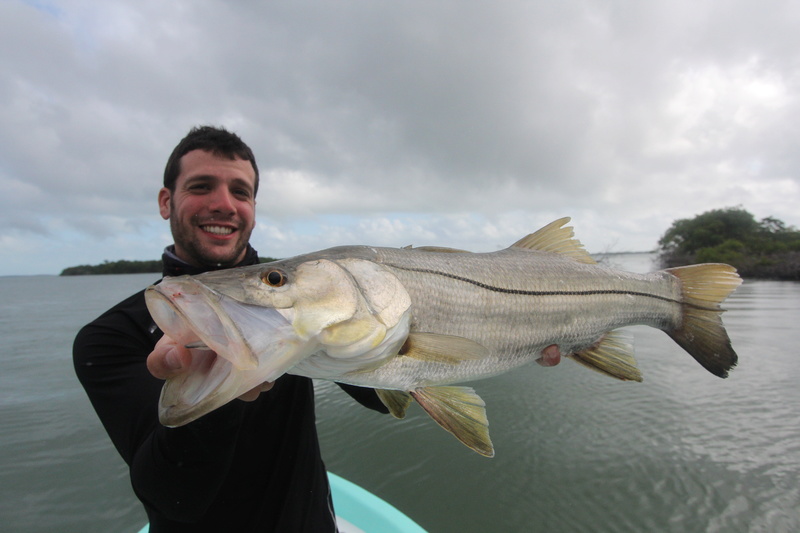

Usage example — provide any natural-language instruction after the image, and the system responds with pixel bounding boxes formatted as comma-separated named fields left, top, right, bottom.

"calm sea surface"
left=1, top=253, right=799, bottom=532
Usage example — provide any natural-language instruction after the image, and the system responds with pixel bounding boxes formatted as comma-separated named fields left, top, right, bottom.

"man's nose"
left=208, top=188, right=236, bottom=214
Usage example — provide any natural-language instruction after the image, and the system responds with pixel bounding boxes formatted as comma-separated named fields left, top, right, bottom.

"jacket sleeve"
left=72, top=292, right=245, bottom=522
left=336, top=383, right=390, bottom=414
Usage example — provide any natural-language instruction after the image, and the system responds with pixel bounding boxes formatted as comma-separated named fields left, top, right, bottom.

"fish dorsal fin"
left=376, top=389, right=413, bottom=419
left=511, top=217, right=596, bottom=264
left=411, top=386, right=494, bottom=457
left=400, top=332, right=488, bottom=365
left=568, top=330, right=643, bottom=382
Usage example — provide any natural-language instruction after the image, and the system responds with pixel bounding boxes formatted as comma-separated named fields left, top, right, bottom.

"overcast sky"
left=2, top=0, right=798, bottom=276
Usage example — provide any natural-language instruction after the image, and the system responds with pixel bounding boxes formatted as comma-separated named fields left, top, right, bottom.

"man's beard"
left=169, top=214, right=251, bottom=268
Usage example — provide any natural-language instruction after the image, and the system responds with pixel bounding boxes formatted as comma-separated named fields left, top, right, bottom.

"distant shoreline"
left=59, top=257, right=279, bottom=276
left=60, top=260, right=162, bottom=276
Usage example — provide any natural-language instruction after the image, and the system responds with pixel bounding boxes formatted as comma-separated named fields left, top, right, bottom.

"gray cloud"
left=1, top=0, right=799, bottom=274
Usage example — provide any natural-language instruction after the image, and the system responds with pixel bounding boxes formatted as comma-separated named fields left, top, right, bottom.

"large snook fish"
left=145, top=218, right=741, bottom=457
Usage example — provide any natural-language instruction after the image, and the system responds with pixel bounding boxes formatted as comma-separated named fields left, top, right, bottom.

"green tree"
left=658, top=207, right=800, bottom=280
left=60, top=259, right=162, bottom=275
left=695, top=239, right=746, bottom=265
left=658, top=207, right=759, bottom=256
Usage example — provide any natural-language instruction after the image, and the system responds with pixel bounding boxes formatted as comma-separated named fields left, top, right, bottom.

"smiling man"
left=159, top=147, right=257, bottom=269
left=158, top=127, right=260, bottom=272
left=74, top=126, right=387, bottom=533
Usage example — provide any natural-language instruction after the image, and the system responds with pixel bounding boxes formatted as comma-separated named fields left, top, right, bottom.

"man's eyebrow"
left=229, top=177, right=254, bottom=187
left=228, top=177, right=255, bottom=194
left=183, top=174, right=215, bottom=183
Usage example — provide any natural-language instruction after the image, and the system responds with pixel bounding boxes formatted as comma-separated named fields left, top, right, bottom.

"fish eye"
left=261, top=269, right=287, bottom=287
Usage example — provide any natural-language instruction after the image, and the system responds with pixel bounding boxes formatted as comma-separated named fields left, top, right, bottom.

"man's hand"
left=147, top=335, right=274, bottom=401
left=146, top=335, right=192, bottom=379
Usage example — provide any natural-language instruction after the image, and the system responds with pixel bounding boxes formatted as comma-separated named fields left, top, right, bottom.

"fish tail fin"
left=664, top=263, right=742, bottom=378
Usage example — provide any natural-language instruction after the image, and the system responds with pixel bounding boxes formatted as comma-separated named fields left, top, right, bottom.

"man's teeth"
left=203, top=225, right=234, bottom=235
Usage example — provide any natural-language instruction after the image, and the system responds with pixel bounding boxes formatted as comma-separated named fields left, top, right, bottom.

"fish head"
left=145, top=270, right=308, bottom=427
left=196, top=255, right=412, bottom=350
left=144, top=251, right=412, bottom=426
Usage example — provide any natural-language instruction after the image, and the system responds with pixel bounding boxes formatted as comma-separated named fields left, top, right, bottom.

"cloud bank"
left=1, top=0, right=798, bottom=275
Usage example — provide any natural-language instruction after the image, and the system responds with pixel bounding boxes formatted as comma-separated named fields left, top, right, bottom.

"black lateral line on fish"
left=390, top=264, right=700, bottom=307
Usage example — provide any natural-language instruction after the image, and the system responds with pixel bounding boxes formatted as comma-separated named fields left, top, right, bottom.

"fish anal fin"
left=511, top=217, right=596, bottom=264
left=376, top=389, right=413, bottom=419
left=400, top=332, right=489, bottom=365
left=411, top=386, right=494, bottom=458
left=569, top=330, right=643, bottom=382
left=665, top=263, right=742, bottom=378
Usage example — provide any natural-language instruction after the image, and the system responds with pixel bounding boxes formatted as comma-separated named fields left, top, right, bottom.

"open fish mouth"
left=145, top=277, right=306, bottom=427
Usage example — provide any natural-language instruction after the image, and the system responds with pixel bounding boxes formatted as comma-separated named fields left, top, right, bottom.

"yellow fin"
left=319, top=315, right=385, bottom=348
left=511, top=217, right=596, bottom=264
left=376, top=389, right=413, bottom=419
left=569, top=330, right=643, bottom=382
left=400, top=332, right=489, bottom=365
left=665, top=263, right=742, bottom=309
left=411, top=386, right=494, bottom=457
left=664, top=263, right=741, bottom=377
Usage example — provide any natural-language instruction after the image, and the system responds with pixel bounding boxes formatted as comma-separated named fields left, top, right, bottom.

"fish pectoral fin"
left=376, top=389, right=413, bottom=419
left=569, top=330, right=643, bottom=382
left=411, top=386, right=494, bottom=458
left=510, top=217, right=596, bottom=264
left=400, top=333, right=489, bottom=365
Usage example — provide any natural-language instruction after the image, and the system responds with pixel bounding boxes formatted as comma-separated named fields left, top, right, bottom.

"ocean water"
left=1, top=254, right=799, bottom=532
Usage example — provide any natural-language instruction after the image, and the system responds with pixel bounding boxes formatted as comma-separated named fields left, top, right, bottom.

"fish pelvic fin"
left=411, top=386, right=494, bottom=458
left=399, top=332, right=489, bottom=365
left=665, top=263, right=742, bottom=378
left=376, top=389, right=413, bottom=419
left=510, top=217, right=596, bottom=264
left=570, top=330, right=643, bottom=382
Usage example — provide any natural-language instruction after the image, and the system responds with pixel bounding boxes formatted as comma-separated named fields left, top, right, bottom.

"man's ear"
left=158, top=188, right=171, bottom=220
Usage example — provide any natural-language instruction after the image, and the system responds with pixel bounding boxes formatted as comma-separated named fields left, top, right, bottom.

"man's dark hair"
left=163, top=125, right=260, bottom=195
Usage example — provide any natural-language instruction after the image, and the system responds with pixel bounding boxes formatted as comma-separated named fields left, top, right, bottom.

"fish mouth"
left=145, top=277, right=308, bottom=427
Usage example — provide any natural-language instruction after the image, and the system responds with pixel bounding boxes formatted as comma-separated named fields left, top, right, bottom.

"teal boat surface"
left=136, top=472, right=426, bottom=533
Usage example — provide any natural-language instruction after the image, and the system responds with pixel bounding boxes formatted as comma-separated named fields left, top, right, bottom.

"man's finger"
left=146, top=336, right=191, bottom=380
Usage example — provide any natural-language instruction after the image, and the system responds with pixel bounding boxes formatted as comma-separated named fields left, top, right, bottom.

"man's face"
left=158, top=149, right=257, bottom=268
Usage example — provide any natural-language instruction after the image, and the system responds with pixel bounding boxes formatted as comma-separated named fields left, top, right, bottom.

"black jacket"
left=73, top=252, right=387, bottom=532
